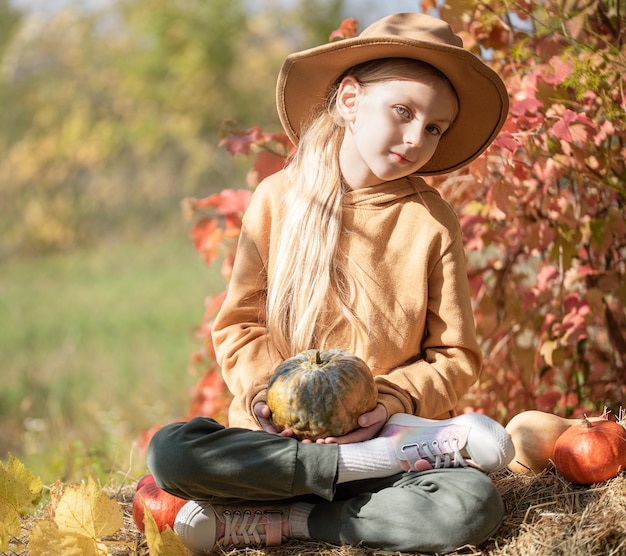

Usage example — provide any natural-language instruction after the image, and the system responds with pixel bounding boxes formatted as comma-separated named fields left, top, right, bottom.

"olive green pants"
left=147, top=417, right=504, bottom=554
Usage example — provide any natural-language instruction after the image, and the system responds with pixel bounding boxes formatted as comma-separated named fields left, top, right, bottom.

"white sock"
left=336, top=437, right=402, bottom=483
left=289, top=502, right=313, bottom=538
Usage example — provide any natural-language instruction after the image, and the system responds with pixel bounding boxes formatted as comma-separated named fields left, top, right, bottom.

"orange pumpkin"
left=267, top=349, right=377, bottom=441
left=553, top=417, right=626, bottom=485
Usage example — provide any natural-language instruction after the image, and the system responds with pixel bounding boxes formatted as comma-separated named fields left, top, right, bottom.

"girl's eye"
left=394, top=105, right=411, bottom=119
left=426, top=123, right=442, bottom=136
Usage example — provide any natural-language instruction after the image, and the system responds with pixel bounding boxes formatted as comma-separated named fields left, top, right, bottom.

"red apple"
left=132, top=481, right=188, bottom=533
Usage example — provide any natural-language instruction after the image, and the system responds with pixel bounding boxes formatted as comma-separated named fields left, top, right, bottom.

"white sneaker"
left=174, top=501, right=291, bottom=554
left=380, top=413, right=515, bottom=473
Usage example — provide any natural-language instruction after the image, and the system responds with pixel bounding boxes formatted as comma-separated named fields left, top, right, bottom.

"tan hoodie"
left=212, top=169, right=482, bottom=430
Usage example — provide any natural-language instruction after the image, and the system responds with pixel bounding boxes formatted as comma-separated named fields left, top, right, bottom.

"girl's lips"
left=390, top=151, right=412, bottom=164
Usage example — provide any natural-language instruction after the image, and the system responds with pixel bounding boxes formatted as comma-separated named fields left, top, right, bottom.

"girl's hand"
left=253, top=402, right=296, bottom=438
left=317, top=403, right=388, bottom=445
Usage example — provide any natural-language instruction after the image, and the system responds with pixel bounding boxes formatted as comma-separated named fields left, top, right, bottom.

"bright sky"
left=346, top=0, right=435, bottom=26
left=10, top=0, right=429, bottom=23
left=10, top=0, right=110, bottom=12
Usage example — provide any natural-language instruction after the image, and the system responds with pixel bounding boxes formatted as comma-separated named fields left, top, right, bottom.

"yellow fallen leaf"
left=144, top=502, right=188, bottom=556
left=0, top=454, right=43, bottom=552
left=0, top=453, right=42, bottom=509
left=44, top=480, right=66, bottom=521
left=54, top=477, right=123, bottom=539
left=0, top=498, right=20, bottom=552
left=28, top=520, right=107, bottom=556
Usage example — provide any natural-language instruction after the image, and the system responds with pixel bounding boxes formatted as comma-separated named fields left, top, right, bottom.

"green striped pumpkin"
left=267, top=349, right=377, bottom=441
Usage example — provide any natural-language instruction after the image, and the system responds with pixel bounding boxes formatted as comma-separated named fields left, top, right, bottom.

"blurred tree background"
left=0, top=0, right=347, bottom=482
left=0, top=0, right=344, bottom=255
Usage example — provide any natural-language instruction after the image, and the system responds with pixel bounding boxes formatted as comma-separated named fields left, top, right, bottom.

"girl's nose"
left=404, top=122, right=425, bottom=147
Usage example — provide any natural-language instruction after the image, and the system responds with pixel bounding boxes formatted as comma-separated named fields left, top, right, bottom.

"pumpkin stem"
left=582, top=415, right=593, bottom=430
left=315, top=350, right=323, bottom=365
left=618, top=407, right=626, bottom=430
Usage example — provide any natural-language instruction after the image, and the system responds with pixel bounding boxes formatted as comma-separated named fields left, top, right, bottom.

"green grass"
left=0, top=230, right=224, bottom=485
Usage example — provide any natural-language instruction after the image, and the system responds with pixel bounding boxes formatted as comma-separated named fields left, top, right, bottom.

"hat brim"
left=276, top=37, right=508, bottom=175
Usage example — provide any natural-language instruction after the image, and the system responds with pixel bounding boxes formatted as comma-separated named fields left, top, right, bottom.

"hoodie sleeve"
left=211, top=175, right=284, bottom=429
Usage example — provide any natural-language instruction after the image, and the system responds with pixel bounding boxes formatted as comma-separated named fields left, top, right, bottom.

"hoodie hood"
left=342, top=176, right=440, bottom=209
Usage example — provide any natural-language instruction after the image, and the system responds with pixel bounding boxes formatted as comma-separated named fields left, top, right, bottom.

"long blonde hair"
left=266, top=58, right=456, bottom=357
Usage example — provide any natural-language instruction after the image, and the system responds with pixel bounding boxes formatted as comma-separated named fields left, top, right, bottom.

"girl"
left=148, top=12, right=515, bottom=554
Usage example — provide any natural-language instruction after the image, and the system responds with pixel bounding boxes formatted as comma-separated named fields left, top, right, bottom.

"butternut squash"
left=505, top=410, right=606, bottom=475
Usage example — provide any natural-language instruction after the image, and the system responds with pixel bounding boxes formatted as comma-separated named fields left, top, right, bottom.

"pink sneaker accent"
left=174, top=501, right=290, bottom=553
left=380, top=413, right=515, bottom=473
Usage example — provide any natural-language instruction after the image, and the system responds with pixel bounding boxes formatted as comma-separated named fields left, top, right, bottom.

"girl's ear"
left=336, top=76, right=360, bottom=122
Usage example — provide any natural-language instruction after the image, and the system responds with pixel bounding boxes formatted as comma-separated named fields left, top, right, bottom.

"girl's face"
left=337, top=75, right=457, bottom=190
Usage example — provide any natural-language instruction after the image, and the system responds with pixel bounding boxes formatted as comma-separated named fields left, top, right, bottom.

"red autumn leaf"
left=487, top=178, right=515, bottom=216
left=574, top=265, right=598, bottom=278
left=561, top=298, right=590, bottom=344
left=536, top=265, right=558, bottom=293
left=536, top=388, right=564, bottom=412
left=563, top=293, right=589, bottom=314
left=187, top=366, right=232, bottom=423
left=485, top=20, right=511, bottom=50
left=563, top=10, right=586, bottom=40
left=194, top=321, right=212, bottom=343
left=522, top=289, right=538, bottom=312
left=218, top=127, right=274, bottom=156
left=511, top=97, right=543, bottom=116
left=247, top=149, right=287, bottom=188
left=198, top=368, right=227, bottom=394
left=549, top=108, right=593, bottom=145
left=551, top=109, right=576, bottom=142
left=592, top=119, right=614, bottom=146
left=219, top=131, right=254, bottom=157
left=223, top=213, right=243, bottom=237
left=192, top=192, right=223, bottom=210
left=329, top=18, right=358, bottom=41
left=190, top=218, right=224, bottom=264
left=493, top=132, right=518, bottom=152
left=190, top=218, right=217, bottom=250
left=204, top=291, right=228, bottom=319
left=215, top=189, right=251, bottom=215
left=540, top=57, right=573, bottom=87
left=193, top=190, right=250, bottom=215
left=259, top=131, right=293, bottom=153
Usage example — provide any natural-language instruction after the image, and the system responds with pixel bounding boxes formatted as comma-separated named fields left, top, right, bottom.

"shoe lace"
left=220, top=510, right=282, bottom=546
left=402, top=437, right=468, bottom=470
left=221, top=510, right=264, bottom=545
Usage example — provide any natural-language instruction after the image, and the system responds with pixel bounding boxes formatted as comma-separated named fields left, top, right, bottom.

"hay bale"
left=479, top=470, right=626, bottom=556
left=17, top=471, right=625, bottom=555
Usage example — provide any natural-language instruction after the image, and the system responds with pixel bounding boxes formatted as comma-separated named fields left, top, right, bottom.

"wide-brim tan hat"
left=276, top=12, right=509, bottom=176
